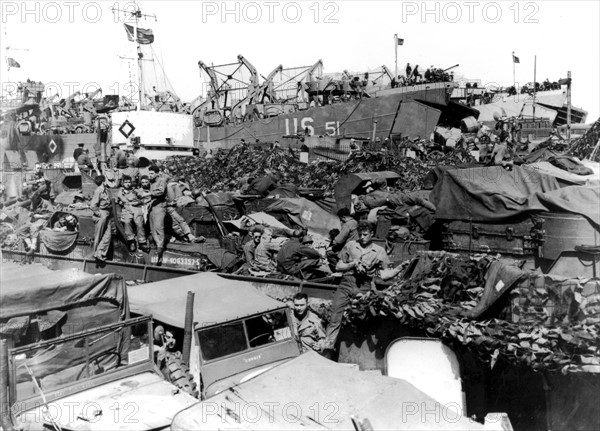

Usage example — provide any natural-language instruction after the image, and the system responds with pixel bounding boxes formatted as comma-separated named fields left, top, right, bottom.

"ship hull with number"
left=194, top=82, right=459, bottom=150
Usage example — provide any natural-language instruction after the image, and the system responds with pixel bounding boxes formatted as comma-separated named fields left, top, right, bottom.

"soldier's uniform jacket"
left=117, top=188, right=143, bottom=213
left=149, top=175, right=167, bottom=206
left=90, top=184, right=112, bottom=212
left=291, top=310, right=325, bottom=352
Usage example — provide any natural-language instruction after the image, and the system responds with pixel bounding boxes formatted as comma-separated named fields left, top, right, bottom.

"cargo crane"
left=231, top=62, right=283, bottom=122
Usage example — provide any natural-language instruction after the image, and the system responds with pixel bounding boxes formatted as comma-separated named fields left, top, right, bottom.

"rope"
left=23, top=363, right=62, bottom=431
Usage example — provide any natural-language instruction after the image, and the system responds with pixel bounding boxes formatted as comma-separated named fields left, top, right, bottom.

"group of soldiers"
left=90, top=164, right=202, bottom=263
left=245, top=216, right=407, bottom=356
left=391, top=63, right=454, bottom=88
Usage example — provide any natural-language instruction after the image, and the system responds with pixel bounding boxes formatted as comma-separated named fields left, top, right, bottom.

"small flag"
left=7, top=57, right=20, bottom=68
left=136, top=27, right=154, bottom=45
left=512, top=54, right=520, bottom=64
left=397, top=37, right=404, bottom=46
left=124, top=23, right=154, bottom=45
left=124, top=23, right=135, bottom=42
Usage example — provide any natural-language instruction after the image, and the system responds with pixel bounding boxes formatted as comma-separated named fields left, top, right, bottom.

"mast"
left=394, top=34, right=398, bottom=80
left=533, top=55, right=537, bottom=121
left=512, top=51, right=516, bottom=95
left=135, top=11, right=143, bottom=110
left=566, top=70, right=572, bottom=143
left=110, top=3, right=156, bottom=110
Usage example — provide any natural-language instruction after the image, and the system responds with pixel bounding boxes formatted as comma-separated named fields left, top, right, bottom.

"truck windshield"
left=9, top=317, right=152, bottom=403
left=198, top=309, right=292, bottom=362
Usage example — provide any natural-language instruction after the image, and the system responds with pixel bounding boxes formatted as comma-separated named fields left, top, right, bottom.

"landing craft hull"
left=0, top=124, right=97, bottom=168
left=195, top=82, right=454, bottom=149
left=466, top=90, right=588, bottom=126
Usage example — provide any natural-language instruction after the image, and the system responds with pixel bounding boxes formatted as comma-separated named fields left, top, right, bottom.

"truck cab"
left=128, top=272, right=303, bottom=399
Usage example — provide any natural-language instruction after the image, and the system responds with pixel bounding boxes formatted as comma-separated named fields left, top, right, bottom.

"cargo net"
left=567, top=117, right=600, bottom=162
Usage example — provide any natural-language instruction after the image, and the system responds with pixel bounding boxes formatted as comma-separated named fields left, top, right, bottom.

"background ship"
left=193, top=56, right=464, bottom=150
left=451, top=78, right=588, bottom=126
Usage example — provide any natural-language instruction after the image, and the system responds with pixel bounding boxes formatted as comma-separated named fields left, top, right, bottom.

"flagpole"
left=533, top=55, right=537, bottom=120
left=394, top=34, right=398, bottom=80
left=512, top=51, right=515, bottom=91
left=566, top=70, right=571, bottom=143
left=134, top=14, right=143, bottom=110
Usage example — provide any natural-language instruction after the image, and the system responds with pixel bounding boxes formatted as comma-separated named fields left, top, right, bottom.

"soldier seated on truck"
left=242, top=225, right=264, bottom=271
left=490, top=132, right=514, bottom=169
left=276, top=233, right=324, bottom=280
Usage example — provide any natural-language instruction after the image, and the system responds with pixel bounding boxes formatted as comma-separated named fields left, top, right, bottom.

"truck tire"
left=163, top=356, right=199, bottom=398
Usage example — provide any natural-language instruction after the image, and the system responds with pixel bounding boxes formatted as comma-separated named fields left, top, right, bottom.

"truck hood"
left=16, top=371, right=197, bottom=431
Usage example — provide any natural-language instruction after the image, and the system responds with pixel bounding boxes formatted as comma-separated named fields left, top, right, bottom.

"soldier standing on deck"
left=147, top=166, right=167, bottom=264
left=90, top=175, right=113, bottom=263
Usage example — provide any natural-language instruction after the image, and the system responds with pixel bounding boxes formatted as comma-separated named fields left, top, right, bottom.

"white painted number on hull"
left=284, top=117, right=340, bottom=136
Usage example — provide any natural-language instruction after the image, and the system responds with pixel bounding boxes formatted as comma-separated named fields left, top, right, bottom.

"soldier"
left=291, top=293, right=325, bottom=353
left=117, top=175, right=148, bottom=252
left=243, top=225, right=264, bottom=270
left=73, top=143, right=85, bottom=161
left=413, top=65, right=422, bottom=82
left=90, top=175, right=113, bottom=263
left=322, top=222, right=405, bottom=356
left=147, top=166, right=167, bottom=264
left=165, top=176, right=199, bottom=243
left=109, top=144, right=127, bottom=169
left=121, top=157, right=140, bottom=186
left=276, top=233, right=323, bottom=279
left=77, top=148, right=93, bottom=173
left=405, top=63, right=412, bottom=80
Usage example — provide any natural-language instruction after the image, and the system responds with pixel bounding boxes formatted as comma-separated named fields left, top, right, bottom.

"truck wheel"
left=163, top=356, right=199, bottom=398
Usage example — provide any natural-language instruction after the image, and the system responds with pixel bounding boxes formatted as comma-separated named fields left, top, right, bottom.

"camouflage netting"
left=567, top=118, right=600, bottom=162
left=160, top=145, right=476, bottom=193
left=341, top=253, right=600, bottom=373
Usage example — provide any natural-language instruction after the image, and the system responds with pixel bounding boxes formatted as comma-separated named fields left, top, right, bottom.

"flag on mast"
left=512, top=53, right=520, bottom=64
left=124, top=23, right=154, bottom=44
left=397, top=37, right=404, bottom=45
left=7, top=57, right=21, bottom=69
left=124, top=23, right=135, bottom=42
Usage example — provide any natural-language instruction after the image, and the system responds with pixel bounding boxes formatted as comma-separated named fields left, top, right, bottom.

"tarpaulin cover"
left=311, top=195, right=338, bottom=215
left=224, top=212, right=291, bottom=232
left=528, top=162, right=599, bottom=186
left=464, top=260, right=527, bottom=318
left=523, top=148, right=594, bottom=175
left=531, top=186, right=600, bottom=229
left=334, top=171, right=401, bottom=210
left=429, top=165, right=560, bottom=221
left=1, top=263, right=123, bottom=320
left=128, top=272, right=285, bottom=328
left=167, top=238, right=240, bottom=270
left=195, top=192, right=235, bottom=207
left=264, top=197, right=340, bottom=238
left=39, top=229, right=78, bottom=252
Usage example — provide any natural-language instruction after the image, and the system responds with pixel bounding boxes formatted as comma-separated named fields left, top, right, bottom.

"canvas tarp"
left=128, top=272, right=285, bottom=328
left=334, top=171, right=401, bottom=210
left=522, top=148, right=594, bottom=176
left=527, top=162, right=599, bottom=186
left=1, top=263, right=122, bottom=319
left=38, top=229, right=78, bottom=252
left=530, top=186, right=600, bottom=229
left=429, top=165, right=561, bottom=221
left=264, top=197, right=341, bottom=238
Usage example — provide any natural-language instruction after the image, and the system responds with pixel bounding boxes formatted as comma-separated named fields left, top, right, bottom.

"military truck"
left=0, top=262, right=198, bottom=431
left=128, top=271, right=303, bottom=399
